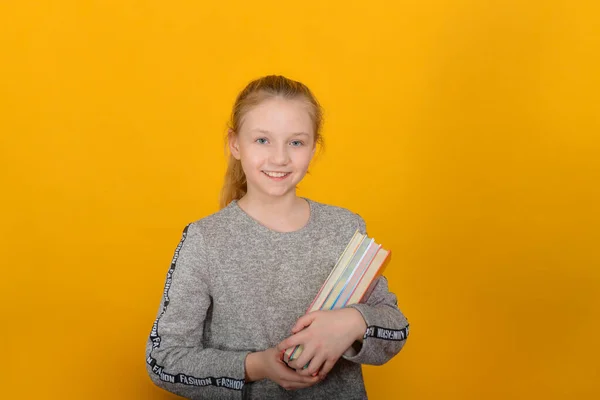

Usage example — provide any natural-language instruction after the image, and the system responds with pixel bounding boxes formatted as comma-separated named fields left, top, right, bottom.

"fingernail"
left=312, top=372, right=317, bottom=377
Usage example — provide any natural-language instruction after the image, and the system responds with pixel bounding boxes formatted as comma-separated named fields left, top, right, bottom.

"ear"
left=228, top=129, right=241, bottom=160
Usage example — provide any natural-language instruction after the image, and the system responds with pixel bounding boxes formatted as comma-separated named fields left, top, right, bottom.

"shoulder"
left=183, top=202, right=241, bottom=241
left=307, top=198, right=367, bottom=235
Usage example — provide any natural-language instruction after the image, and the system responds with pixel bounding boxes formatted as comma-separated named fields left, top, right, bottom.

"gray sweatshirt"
left=145, top=198, right=410, bottom=399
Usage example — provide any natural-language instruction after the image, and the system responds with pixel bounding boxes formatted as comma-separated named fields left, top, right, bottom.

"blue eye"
left=290, top=140, right=303, bottom=147
left=256, top=138, right=268, bottom=144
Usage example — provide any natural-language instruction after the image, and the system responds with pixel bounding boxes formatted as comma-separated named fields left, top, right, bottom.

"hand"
left=245, top=347, right=321, bottom=391
left=277, top=308, right=366, bottom=380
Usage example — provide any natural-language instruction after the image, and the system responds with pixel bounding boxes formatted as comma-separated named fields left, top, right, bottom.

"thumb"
left=291, top=311, right=319, bottom=333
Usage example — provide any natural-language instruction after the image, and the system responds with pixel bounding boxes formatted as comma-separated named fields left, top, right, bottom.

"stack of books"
left=284, top=229, right=391, bottom=362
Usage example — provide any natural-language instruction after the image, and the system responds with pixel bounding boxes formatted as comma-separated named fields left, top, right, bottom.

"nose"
left=270, top=144, right=291, bottom=165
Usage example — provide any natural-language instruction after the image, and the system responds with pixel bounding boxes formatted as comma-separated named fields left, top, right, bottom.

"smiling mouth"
left=262, top=171, right=291, bottom=179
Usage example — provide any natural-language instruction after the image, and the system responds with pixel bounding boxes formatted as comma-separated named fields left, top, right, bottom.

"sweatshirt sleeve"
left=145, top=223, right=250, bottom=399
left=341, top=214, right=410, bottom=366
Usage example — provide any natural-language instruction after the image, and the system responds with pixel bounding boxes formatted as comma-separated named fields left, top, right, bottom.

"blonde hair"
left=219, top=75, right=324, bottom=209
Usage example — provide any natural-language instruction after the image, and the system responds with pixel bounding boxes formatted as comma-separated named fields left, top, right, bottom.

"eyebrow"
left=252, top=128, right=310, bottom=137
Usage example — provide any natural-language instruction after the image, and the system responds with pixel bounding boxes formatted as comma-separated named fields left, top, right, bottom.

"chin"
left=263, top=188, right=296, bottom=198
left=249, top=173, right=304, bottom=197
left=254, top=183, right=297, bottom=198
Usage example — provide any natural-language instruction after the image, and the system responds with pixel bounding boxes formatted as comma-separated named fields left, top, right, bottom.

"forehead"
left=240, top=97, right=314, bottom=136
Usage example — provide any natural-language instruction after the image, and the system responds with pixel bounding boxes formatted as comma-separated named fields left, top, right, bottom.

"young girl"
left=145, top=75, right=409, bottom=399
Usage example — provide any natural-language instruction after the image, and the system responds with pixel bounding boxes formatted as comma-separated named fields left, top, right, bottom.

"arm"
left=277, top=277, right=408, bottom=374
left=342, top=275, right=410, bottom=365
left=145, top=223, right=249, bottom=399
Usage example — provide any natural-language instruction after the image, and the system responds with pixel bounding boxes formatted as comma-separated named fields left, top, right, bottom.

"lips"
left=263, top=171, right=291, bottom=178
left=262, top=171, right=292, bottom=181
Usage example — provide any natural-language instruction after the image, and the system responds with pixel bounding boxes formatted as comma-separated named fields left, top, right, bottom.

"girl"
left=145, top=75, right=409, bottom=399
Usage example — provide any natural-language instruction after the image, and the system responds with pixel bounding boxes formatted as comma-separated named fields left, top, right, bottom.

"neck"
left=238, top=191, right=300, bottom=216
left=236, top=189, right=311, bottom=233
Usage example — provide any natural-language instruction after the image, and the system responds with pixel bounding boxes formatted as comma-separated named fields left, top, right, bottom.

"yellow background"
left=1, top=0, right=598, bottom=399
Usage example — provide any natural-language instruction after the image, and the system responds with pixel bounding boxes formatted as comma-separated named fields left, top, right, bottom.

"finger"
left=291, top=312, right=319, bottom=333
left=298, top=353, right=326, bottom=377
left=289, top=341, right=318, bottom=371
left=284, top=374, right=320, bottom=385
left=288, top=344, right=316, bottom=371
left=279, top=345, right=298, bottom=365
left=277, top=331, right=308, bottom=353
left=280, top=378, right=319, bottom=391
left=277, top=337, right=296, bottom=353
left=318, top=358, right=337, bottom=380
left=277, top=363, right=320, bottom=385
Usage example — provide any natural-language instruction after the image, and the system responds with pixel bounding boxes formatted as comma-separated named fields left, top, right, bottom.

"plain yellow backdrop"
left=1, top=0, right=599, bottom=399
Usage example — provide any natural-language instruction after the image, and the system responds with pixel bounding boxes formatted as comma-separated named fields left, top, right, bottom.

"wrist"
left=244, top=351, right=265, bottom=382
left=348, top=308, right=367, bottom=342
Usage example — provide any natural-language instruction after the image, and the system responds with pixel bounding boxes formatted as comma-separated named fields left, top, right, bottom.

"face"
left=229, top=97, right=316, bottom=200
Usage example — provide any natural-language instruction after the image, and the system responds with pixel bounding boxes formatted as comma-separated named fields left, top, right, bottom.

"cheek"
left=292, top=148, right=314, bottom=167
left=239, top=148, right=265, bottom=169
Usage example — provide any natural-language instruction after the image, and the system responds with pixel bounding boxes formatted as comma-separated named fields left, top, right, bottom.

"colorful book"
left=284, top=229, right=392, bottom=362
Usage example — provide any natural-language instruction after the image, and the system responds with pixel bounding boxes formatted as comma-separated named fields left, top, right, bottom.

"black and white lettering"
left=146, top=225, right=244, bottom=391
left=149, top=225, right=189, bottom=346
left=147, top=355, right=244, bottom=390
left=364, top=324, right=410, bottom=341
left=217, top=377, right=244, bottom=390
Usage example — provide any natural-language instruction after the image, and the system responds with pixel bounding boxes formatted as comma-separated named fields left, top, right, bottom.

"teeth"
left=264, top=171, right=289, bottom=178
